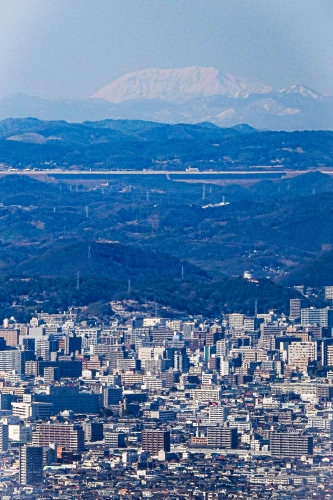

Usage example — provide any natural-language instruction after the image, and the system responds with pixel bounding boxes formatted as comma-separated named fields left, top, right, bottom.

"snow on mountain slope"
left=279, top=84, right=322, bottom=99
left=91, top=66, right=272, bottom=103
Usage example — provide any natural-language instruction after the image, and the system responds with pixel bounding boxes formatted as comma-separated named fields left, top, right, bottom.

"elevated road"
left=0, top=168, right=332, bottom=179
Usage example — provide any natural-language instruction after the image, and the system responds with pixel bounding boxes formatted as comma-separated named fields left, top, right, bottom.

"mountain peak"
left=279, top=84, right=322, bottom=99
left=91, top=66, right=272, bottom=103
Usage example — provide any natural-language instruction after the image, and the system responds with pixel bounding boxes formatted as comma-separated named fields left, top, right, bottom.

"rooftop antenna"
left=202, top=184, right=206, bottom=201
left=76, top=271, right=80, bottom=291
left=155, top=302, right=158, bottom=318
left=255, top=298, right=258, bottom=317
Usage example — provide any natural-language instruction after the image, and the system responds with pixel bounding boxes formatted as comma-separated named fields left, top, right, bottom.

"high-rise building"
left=32, top=423, right=85, bottom=451
left=64, top=333, right=82, bottom=355
left=183, top=322, right=195, bottom=338
left=0, top=350, right=21, bottom=373
left=0, top=329, right=20, bottom=347
left=83, top=421, right=104, bottom=442
left=19, top=445, right=43, bottom=485
left=220, top=358, right=230, bottom=376
left=289, top=299, right=301, bottom=321
left=216, top=339, right=228, bottom=358
left=43, top=366, right=60, bottom=384
left=206, top=427, right=238, bottom=449
left=301, top=307, right=328, bottom=327
left=0, top=424, right=8, bottom=452
left=12, top=401, right=53, bottom=421
left=320, top=338, right=333, bottom=366
left=104, top=431, right=126, bottom=448
left=270, top=432, right=313, bottom=458
left=208, top=405, right=229, bottom=425
left=141, top=430, right=170, bottom=455
left=174, top=347, right=190, bottom=373
left=288, top=342, right=317, bottom=365
left=75, top=328, right=101, bottom=350
left=229, top=314, right=244, bottom=330
left=34, top=385, right=101, bottom=414
left=103, top=386, right=122, bottom=407
left=0, top=391, right=17, bottom=410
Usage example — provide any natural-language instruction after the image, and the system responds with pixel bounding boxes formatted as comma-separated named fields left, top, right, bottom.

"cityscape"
left=1, top=1, right=333, bottom=498
left=1, top=287, right=333, bottom=498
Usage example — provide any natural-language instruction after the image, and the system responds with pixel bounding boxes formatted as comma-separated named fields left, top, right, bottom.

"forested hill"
left=0, top=117, right=333, bottom=170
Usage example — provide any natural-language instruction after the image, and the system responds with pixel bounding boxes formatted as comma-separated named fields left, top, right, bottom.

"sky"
left=0, top=0, right=332, bottom=100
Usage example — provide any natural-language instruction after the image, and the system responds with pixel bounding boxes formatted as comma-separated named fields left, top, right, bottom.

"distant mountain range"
left=0, top=67, right=332, bottom=131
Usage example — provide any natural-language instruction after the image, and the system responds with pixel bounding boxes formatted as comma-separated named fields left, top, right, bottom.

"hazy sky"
left=0, top=0, right=332, bottom=100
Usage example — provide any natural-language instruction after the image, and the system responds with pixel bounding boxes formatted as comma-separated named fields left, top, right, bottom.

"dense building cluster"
left=1, top=290, right=333, bottom=498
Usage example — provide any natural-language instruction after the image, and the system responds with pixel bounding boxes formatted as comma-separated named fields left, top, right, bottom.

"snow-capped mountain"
left=91, top=66, right=272, bottom=103
left=278, top=84, right=322, bottom=99
left=0, top=67, right=332, bottom=130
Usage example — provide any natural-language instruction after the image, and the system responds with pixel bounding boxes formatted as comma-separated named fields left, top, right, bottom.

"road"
left=0, top=168, right=332, bottom=178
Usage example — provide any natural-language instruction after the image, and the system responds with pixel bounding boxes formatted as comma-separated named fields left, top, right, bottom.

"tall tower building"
left=0, top=424, right=8, bottom=452
left=19, top=445, right=43, bottom=485
left=289, top=299, right=301, bottom=321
